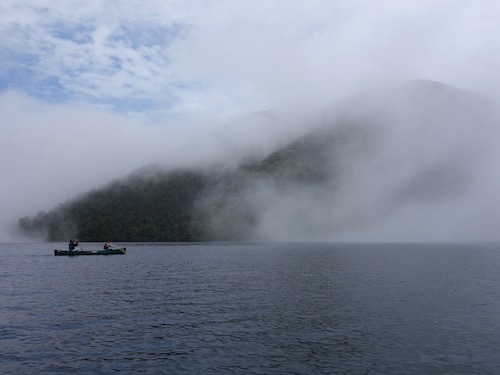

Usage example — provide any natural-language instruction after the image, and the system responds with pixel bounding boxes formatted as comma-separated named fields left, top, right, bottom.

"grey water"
left=1, top=242, right=499, bottom=374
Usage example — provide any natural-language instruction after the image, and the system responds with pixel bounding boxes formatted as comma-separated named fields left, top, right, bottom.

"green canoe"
left=54, top=247, right=126, bottom=256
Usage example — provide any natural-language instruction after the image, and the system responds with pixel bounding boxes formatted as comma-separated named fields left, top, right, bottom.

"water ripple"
left=1, top=242, right=499, bottom=374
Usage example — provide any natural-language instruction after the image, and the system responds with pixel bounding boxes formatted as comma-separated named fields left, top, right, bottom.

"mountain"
left=16, top=80, right=497, bottom=242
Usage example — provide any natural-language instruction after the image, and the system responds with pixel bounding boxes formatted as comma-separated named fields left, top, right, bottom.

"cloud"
left=3, top=1, right=500, bottom=114
left=170, top=0, right=500, bottom=110
left=0, top=1, right=187, bottom=111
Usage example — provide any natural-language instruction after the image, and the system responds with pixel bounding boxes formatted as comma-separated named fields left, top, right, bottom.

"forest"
left=16, top=128, right=333, bottom=242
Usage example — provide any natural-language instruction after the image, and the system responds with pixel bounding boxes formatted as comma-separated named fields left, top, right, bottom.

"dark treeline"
left=18, top=169, right=210, bottom=241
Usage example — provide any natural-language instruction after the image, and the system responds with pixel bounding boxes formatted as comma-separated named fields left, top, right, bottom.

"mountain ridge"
left=16, top=80, right=496, bottom=242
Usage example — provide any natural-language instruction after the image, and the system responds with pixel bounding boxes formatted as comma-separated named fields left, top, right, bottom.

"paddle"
left=76, top=240, right=83, bottom=251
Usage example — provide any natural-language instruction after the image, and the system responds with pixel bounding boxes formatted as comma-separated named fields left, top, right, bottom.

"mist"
left=195, top=81, right=500, bottom=243
left=2, top=1, right=500, bottom=241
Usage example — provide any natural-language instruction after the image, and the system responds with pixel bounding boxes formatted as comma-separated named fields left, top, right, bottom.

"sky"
left=1, top=0, right=500, bottom=241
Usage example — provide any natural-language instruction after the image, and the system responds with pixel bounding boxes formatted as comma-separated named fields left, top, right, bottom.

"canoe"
left=54, top=247, right=126, bottom=256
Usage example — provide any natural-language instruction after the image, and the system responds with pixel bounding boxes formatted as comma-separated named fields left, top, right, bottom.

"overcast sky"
left=1, top=0, right=500, bottom=240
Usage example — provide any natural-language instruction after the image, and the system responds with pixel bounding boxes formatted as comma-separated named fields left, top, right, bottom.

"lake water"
left=1, top=242, right=499, bottom=374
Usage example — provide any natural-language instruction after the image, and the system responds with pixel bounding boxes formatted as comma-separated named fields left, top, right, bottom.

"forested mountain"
left=16, top=80, right=497, bottom=242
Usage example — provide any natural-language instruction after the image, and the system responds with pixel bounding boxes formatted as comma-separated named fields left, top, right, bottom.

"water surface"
left=1, top=242, right=499, bottom=374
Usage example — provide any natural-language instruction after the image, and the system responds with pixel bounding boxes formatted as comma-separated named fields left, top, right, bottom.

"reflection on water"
left=1, top=242, right=499, bottom=374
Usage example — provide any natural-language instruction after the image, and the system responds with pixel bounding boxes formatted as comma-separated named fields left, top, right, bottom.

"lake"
left=1, top=242, right=499, bottom=374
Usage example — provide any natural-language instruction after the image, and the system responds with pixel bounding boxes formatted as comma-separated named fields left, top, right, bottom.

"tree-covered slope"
left=16, top=80, right=496, bottom=242
left=18, top=169, right=209, bottom=241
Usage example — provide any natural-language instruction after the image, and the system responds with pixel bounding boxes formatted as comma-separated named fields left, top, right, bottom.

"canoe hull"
left=54, top=248, right=126, bottom=256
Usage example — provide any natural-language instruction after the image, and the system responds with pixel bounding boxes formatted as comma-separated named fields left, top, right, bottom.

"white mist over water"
left=3, top=81, right=500, bottom=243
left=0, top=93, right=309, bottom=241
left=239, top=82, right=500, bottom=243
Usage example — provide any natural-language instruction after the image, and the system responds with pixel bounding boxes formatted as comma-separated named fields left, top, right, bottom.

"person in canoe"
left=68, top=239, right=79, bottom=251
left=103, top=241, right=117, bottom=249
